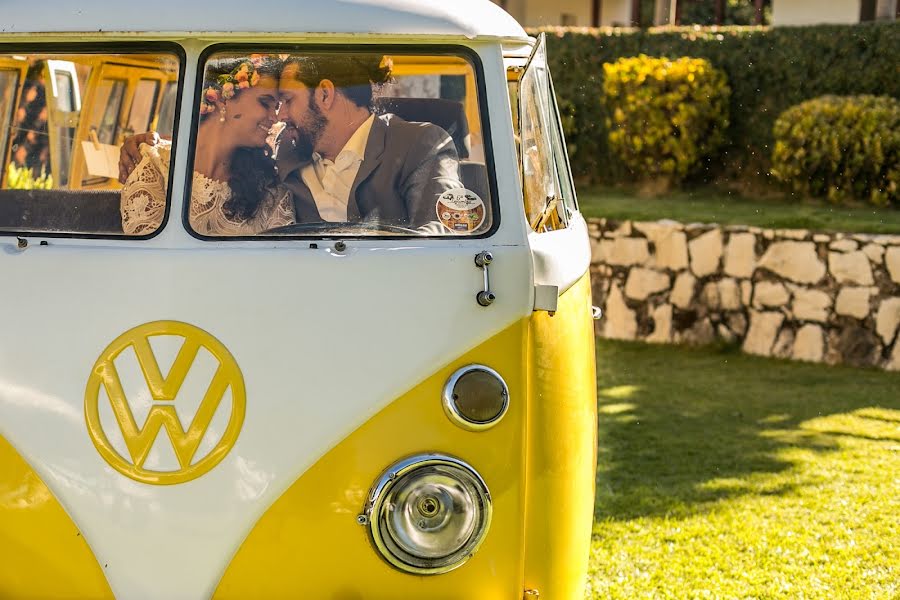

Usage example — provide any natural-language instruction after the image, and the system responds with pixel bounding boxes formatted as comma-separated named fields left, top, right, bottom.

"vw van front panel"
left=0, top=3, right=597, bottom=598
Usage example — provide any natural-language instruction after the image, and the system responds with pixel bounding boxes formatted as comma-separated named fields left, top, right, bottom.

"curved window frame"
left=185, top=43, right=500, bottom=242
left=0, top=42, right=186, bottom=241
left=517, top=33, right=577, bottom=234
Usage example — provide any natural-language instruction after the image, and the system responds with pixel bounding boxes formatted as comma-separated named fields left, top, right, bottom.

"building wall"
left=654, top=0, right=676, bottom=25
left=520, top=0, right=593, bottom=26
left=601, top=0, right=633, bottom=25
left=494, top=0, right=894, bottom=28
left=498, top=0, right=529, bottom=25
left=876, top=0, right=898, bottom=19
left=772, top=0, right=861, bottom=25
left=491, top=0, right=634, bottom=27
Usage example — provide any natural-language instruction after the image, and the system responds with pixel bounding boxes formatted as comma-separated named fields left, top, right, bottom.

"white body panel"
left=0, top=38, right=537, bottom=598
left=0, top=243, right=532, bottom=599
left=530, top=212, right=591, bottom=295
left=0, top=0, right=528, bottom=39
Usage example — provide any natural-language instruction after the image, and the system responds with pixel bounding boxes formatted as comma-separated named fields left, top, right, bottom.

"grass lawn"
left=578, top=187, right=900, bottom=234
left=589, top=340, right=900, bottom=599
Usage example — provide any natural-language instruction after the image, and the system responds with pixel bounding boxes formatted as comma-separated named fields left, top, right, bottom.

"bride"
left=120, top=56, right=295, bottom=235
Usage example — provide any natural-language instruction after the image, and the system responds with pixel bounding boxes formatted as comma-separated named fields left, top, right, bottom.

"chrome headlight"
left=361, top=454, right=492, bottom=574
left=442, top=365, right=509, bottom=431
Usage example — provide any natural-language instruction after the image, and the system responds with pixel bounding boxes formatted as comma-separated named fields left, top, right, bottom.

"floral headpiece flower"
left=199, top=57, right=264, bottom=116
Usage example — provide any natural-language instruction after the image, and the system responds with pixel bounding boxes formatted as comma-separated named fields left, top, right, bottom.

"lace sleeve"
left=255, top=185, right=296, bottom=231
left=120, top=143, right=171, bottom=235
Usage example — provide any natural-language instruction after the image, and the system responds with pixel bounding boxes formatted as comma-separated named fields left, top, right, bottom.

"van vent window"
left=517, top=36, right=577, bottom=233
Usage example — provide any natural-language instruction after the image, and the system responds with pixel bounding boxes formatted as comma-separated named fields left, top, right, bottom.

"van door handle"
left=474, top=251, right=495, bottom=307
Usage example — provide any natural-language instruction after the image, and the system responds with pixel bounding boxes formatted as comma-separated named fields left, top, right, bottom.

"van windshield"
left=180, top=49, right=493, bottom=239
left=0, top=50, right=181, bottom=237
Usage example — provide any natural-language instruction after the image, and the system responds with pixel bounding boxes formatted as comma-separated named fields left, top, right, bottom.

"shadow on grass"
left=594, top=339, right=900, bottom=522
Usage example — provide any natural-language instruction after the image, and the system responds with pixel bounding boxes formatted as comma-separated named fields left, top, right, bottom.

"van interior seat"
left=0, top=189, right=124, bottom=234
left=459, top=161, right=489, bottom=204
left=377, top=97, right=471, bottom=160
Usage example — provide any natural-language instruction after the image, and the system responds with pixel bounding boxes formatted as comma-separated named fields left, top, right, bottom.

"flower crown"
left=199, top=57, right=264, bottom=116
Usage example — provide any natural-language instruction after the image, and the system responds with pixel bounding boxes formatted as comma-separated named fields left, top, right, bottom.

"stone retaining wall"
left=589, top=219, right=900, bottom=370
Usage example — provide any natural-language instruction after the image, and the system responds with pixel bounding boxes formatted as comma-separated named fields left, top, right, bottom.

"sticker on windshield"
left=436, top=188, right=486, bottom=233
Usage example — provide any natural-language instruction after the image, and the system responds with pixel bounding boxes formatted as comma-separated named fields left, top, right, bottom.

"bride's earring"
left=219, top=104, right=226, bottom=123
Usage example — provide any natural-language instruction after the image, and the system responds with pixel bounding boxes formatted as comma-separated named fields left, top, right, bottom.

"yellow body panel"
left=0, top=275, right=595, bottom=599
left=215, top=321, right=530, bottom=599
left=523, top=272, right=598, bottom=598
left=216, top=273, right=597, bottom=599
left=0, top=435, right=114, bottom=599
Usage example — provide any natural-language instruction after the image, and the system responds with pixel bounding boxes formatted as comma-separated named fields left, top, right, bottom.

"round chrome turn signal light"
left=361, top=454, right=492, bottom=575
left=442, top=365, right=509, bottom=431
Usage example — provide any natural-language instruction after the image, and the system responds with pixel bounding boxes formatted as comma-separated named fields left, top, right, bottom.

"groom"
left=273, top=55, right=463, bottom=229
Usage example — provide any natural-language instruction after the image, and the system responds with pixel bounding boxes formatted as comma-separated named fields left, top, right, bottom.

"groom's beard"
left=292, top=129, right=316, bottom=162
left=293, top=99, right=327, bottom=162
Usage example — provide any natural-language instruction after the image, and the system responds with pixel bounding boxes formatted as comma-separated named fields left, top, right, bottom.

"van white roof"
left=0, top=0, right=529, bottom=40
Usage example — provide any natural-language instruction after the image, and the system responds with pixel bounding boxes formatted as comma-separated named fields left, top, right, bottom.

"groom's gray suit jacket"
left=276, top=113, right=462, bottom=228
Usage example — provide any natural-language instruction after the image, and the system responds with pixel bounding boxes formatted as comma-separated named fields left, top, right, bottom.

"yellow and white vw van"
left=0, top=1, right=597, bottom=598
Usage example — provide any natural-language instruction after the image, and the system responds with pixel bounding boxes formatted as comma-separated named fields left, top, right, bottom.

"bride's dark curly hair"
left=199, top=55, right=283, bottom=221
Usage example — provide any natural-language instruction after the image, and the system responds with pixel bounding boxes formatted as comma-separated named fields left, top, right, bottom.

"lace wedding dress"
left=121, top=141, right=295, bottom=235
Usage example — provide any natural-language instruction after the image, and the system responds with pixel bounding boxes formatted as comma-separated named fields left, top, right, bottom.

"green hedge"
left=772, top=95, right=900, bottom=206
left=534, top=22, right=900, bottom=186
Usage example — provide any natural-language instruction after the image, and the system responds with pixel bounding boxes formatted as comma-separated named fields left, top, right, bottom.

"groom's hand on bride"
left=118, top=131, right=162, bottom=184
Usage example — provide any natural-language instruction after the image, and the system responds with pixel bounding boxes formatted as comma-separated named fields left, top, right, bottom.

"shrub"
left=533, top=22, right=900, bottom=185
left=771, top=95, right=900, bottom=206
left=4, top=163, right=53, bottom=189
left=602, top=55, right=730, bottom=186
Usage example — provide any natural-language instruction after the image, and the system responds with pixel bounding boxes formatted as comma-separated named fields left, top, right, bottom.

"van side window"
left=517, top=35, right=575, bottom=233
left=156, top=81, right=179, bottom=139
left=0, top=50, right=181, bottom=237
left=0, top=64, right=24, bottom=182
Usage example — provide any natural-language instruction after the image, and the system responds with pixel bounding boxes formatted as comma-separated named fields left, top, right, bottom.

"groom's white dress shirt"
left=299, top=115, right=375, bottom=222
